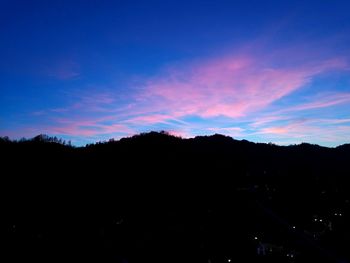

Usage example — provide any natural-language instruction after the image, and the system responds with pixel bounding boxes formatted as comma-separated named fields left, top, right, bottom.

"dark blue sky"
left=1, top=0, right=350, bottom=145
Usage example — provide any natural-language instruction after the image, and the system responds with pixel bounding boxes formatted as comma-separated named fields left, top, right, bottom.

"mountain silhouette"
left=2, top=132, right=350, bottom=263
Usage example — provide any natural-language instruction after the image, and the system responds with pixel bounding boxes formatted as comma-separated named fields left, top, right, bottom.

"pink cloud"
left=256, top=118, right=350, bottom=144
left=137, top=54, right=347, bottom=120
left=48, top=117, right=134, bottom=137
left=123, top=114, right=176, bottom=125
left=250, top=115, right=290, bottom=128
left=24, top=47, right=349, bottom=145
left=259, top=126, right=291, bottom=135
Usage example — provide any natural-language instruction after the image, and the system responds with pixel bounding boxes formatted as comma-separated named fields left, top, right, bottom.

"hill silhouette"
left=2, top=131, right=350, bottom=263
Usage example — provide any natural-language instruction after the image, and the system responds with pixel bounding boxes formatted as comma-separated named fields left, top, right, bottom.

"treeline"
left=0, top=134, right=72, bottom=146
left=2, top=131, right=350, bottom=263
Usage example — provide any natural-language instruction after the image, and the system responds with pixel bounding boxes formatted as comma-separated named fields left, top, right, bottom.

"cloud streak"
left=136, top=53, right=347, bottom=120
left=280, top=92, right=350, bottom=112
left=6, top=45, right=349, bottom=146
left=254, top=118, right=350, bottom=145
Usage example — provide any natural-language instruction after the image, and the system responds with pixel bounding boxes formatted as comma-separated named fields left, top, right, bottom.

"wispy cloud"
left=136, top=54, right=347, bottom=120
left=42, top=113, right=134, bottom=137
left=253, top=117, right=350, bottom=144
left=279, top=92, right=350, bottom=112
left=10, top=44, right=350, bottom=146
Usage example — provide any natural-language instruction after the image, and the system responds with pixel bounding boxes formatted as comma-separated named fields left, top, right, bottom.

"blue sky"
left=1, top=0, right=350, bottom=146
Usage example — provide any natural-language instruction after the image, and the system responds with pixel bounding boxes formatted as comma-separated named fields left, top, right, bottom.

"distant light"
left=115, top=218, right=124, bottom=225
left=292, top=226, right=296, bottom=229
left=254, top=236, right=258, bottom=240
left=290, top=254, right=294, bottom=258
left=339, top=213, right=342, bottom=216
left=334, top=213, right=338, bottom=216
left=227, top=259, right=231, bottom=262
left=314, top=218, right=318, bottom=222
left=319, top=219, right=323, bottom=222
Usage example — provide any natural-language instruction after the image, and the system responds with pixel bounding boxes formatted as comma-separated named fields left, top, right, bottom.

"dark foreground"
left=2, top=132, right=350, bottom=262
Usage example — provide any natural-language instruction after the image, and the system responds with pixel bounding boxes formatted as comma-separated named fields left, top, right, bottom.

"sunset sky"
left=1, top=0, right=350, bottom=146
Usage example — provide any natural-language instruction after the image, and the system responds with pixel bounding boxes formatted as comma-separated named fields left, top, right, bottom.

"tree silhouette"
left=2, top=131, right=350, bottom=263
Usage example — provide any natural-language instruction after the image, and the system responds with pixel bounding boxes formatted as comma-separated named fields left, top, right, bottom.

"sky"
left=1, top=0, right=350, bottom=146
